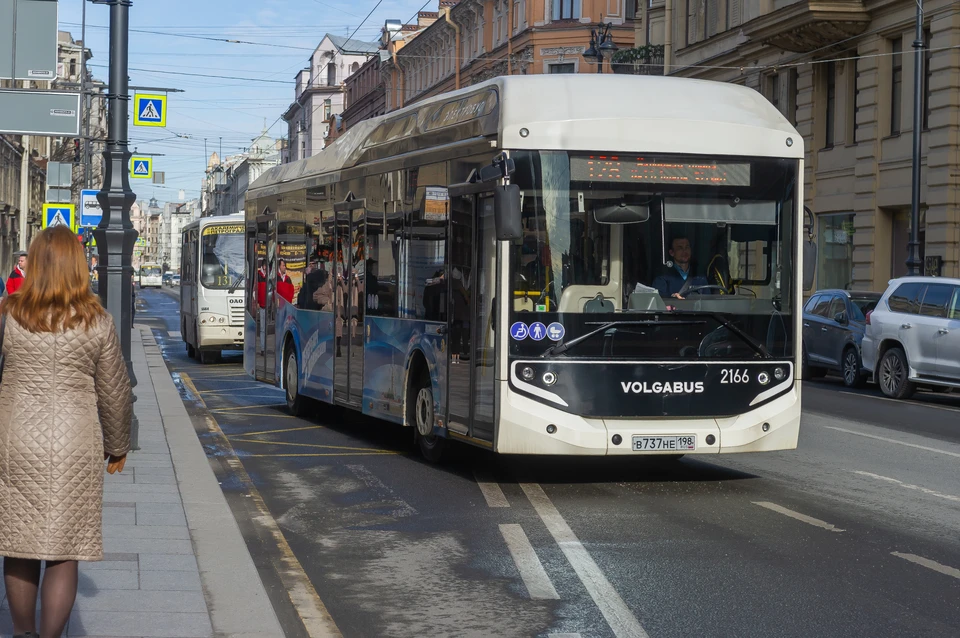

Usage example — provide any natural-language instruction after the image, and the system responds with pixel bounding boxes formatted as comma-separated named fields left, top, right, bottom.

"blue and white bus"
left=244, top=74, right=810, bottom=460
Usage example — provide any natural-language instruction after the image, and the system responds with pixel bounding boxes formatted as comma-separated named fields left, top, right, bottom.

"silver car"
left=861, top=276, right=960, bottom=399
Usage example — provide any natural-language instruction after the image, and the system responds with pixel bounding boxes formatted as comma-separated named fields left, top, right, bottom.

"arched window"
left=327, top=62, right=336, bottom=85
left=351, top=61, right=360, bottom=73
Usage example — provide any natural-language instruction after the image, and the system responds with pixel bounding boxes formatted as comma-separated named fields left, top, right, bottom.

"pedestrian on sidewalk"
left=0, top=226, right=133, bottom=638
left=6, top=250, right=27, bottom=295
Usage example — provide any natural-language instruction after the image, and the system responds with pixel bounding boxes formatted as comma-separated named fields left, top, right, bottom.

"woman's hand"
left=104, top=453, right=127, bottom=474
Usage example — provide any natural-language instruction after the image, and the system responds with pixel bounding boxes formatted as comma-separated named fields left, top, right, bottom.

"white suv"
left=861, top=276, right=960, bottom=399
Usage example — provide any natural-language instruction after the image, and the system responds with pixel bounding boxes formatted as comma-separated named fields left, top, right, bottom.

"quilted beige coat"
left=0, top=313, right=132, bottom=561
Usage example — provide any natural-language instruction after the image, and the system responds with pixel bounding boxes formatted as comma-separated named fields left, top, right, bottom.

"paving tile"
left=73, top=590, right=207, bottom=613
left=139, top=570, right=203, bottom=592
left=103, top=506, right=136, bottom=525
left=102, top=524, right=190, bottom=540
left=136, top=511, right=186, bottom=527
left=67, top=610, right=212, bottom=637
left=76, top=569, right=140, bottom=591
left=138, top=554, right=198, bottom=572
left=104, top=491, right=182, bottom=504
left=132, top=473, right=178, bottom=486
left=135, top=503, right=185, bottom=517
left=105, top=538, right=195, bottom=555
left=80, top=558, right=139, bottom=572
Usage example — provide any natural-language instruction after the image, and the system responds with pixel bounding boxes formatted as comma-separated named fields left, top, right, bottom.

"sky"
left=58, top=0, right=432, bottom=205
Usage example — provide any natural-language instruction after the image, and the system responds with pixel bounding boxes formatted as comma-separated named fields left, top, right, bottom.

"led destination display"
left=570, top=156, right=751, bottom=186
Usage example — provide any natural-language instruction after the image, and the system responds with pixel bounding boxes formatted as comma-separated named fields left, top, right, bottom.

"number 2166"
left=721, top=369, right=750, bottom=384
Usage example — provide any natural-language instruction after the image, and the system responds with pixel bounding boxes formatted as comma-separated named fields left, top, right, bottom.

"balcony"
left=744, top=0, right=869, bottom=53
left=610, top=45, right=665, bottom=76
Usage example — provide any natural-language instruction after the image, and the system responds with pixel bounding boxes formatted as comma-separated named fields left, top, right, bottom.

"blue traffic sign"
left=509, top=322, right=529, bottom=340
left=43, top=203, right=76, bottom=231
left=547, top=322, right=565, bottom=341
left=133, top=93, right=166, bottom=127
left=80, top=189, right=103, bottom=227
left=529, top=322, right=547, bottom=341
left=130, top=156, right=153, bottom=179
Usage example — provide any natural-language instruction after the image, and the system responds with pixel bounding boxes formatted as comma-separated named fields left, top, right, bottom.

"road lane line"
left=851, top=471, right=960, bottom=503
left=208, top=403, right=289, bottom=412
left=499, top=524, right=560, bottom=600
left=823, top=426, right=960, bottom=459
left=237, top=425, right=327, bottom=437
left=474, top=470, right=510, bottom=507
left=892, top=552, right=960, bottom=580
left=347, top=465, right=418, bottom=518
left=752, top=502, right=844, bottom=532
left=836, top=390, right=960, bottom=413
left=520, top=483, right=649, bottom=638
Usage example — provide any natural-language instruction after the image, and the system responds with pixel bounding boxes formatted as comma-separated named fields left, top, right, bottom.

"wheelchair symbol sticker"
left=510, top=322, right=529, bottom=340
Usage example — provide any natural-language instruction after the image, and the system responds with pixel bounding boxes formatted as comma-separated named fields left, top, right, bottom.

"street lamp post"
left=906, top=0, right=925, bottom=275
left=92, top=0, right=140, bottom=450
left=582, top=22, right=618, bottom=74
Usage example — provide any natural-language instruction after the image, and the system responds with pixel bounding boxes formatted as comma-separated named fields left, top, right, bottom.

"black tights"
left=3, top=556, right=78, bottom=638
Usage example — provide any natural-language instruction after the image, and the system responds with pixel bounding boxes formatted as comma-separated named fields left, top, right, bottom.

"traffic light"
left=73, top=138, right=81, bottom=164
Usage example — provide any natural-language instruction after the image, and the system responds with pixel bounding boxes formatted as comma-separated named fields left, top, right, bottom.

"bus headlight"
left=199, top=312, right=228, bottom=325
left=757, top=372, right=770, bottom=386
left=773, top=367, right=785, bottom=381
left=520, top=366, right=535, bottom=381
left=542, top=371, right=557, bottom=386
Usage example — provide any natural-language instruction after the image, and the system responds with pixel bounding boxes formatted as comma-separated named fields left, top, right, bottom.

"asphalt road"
left=138, top=287, right=960, bottom=638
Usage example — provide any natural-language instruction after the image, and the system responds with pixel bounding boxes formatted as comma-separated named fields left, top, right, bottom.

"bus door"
left=446, top=185, right=498, bottom=443
left=332, top=196, right=366, bottom=406
left=254, top=212, right=277, bottom=383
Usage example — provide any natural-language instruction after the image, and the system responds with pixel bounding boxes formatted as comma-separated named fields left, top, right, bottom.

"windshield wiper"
left=228, top=274, right=245, bottom=294
left=541, top=319, right=705, bottom=358
left=672, top=310, right=772, bottom=359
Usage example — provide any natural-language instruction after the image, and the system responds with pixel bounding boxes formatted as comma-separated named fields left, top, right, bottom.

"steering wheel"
left=679, top=284, right=726, bottom=296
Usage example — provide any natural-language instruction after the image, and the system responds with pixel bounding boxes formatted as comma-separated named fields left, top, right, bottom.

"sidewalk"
left=1, top=326, right=285, bottom=637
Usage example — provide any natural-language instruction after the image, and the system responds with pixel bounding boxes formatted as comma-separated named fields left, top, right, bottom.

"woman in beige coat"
left=0, top=226, right=132, bottom=638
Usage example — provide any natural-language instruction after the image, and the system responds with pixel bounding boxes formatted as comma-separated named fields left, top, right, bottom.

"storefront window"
left=817, top=213, right=855, bottom=290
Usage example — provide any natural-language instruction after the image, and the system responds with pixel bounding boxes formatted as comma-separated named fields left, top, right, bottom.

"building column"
left=851, top=35, right=884, bottom=290
left=923, top=10, right=960, bottom=278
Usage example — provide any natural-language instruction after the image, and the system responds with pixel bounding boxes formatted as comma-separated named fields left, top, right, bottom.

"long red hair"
left=2, top=225, right=106, bottom=332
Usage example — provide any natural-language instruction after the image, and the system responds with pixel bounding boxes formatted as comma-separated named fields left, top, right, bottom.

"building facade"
left=161, top=199, right=199, bottom=272
left=282, top=34, right=379, bottom=162
left=0, top=136, right=45, bottom=277
left=380, top=0, right=638, bottom=113
left=142, top=198, right=163, bottom=265
left=342, top=53, right=388, bottom=130
left=201, top=130, right=281, bottom=217
left=640, top=0, right=960, bottom=290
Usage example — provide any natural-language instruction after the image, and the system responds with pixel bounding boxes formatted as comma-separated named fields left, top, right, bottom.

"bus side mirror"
left=494, top=184, right=522, bottom=241
left=803, top=239, right=817, bottom=291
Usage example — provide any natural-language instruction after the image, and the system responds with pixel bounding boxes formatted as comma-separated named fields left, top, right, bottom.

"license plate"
left=632, top=435, right=696, bottom=451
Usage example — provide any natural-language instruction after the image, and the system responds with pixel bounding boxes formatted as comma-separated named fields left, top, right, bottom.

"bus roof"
left=249, top=74, right=802, bottom=197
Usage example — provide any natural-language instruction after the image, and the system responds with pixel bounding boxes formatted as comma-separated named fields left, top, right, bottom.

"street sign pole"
left=92, top=0, right=139, bottom=451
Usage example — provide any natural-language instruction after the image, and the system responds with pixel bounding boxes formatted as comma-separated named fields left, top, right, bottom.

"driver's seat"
left=583, top=293, right=615, bottom=313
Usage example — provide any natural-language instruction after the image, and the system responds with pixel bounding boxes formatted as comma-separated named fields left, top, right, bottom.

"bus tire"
left=186, top=343, right=196, bottom=359
left=409, top=368, right=444, bottom=462
left=285, top=345, right=307, bottom=417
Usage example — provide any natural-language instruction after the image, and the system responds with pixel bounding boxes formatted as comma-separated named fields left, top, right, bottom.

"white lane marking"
left=836, top=390, right=960, bottom=413
left=851, top=471, right=960, bottom=503
left=499, top=524, right=560, bottom=600
left=823, top=426, right=960, bottom=459
left=474, top=470, right=510, bottom=508
left=168, top=330, right=182, bottom=339
left=520, top=483, right=649, bottom=638
left=892, top=552, right=960, bottom=580
left=752, top=501, right=844, bottom=533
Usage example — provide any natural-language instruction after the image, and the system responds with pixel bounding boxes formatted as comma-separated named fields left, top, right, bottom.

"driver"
left=653, top=235, right=709, bottom=299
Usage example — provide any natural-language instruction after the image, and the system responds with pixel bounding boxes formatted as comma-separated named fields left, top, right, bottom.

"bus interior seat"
left=583, top=293, right=615, bottom=313
left=628, top=292, right=666, bottom=311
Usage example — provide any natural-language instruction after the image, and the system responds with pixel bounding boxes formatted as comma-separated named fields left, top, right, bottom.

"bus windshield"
left=200, top=223, right=244, bottom=289
left=509, top=150, right=798, bottom=361
left=141, top=266, right=161, bottom=277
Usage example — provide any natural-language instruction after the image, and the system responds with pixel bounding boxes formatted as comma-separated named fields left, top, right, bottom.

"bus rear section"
left=181, top=218, right=245, bottom=363
left=140, top=264, right=163, bottom=288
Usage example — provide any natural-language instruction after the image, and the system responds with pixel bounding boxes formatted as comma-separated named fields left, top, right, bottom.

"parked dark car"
left=802, top=289, right=882, bottom=387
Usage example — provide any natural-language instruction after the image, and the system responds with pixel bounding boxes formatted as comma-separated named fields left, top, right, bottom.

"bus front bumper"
left=198, top=324, right=245, bottom=349
left=494, top=382, right=800, bottom=455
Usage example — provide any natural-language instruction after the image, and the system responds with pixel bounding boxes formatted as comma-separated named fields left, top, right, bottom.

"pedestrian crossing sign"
left=43, top=203, right=77, bottom=231
left=133, top=93, right=167, bottom=127
left=130, top=156, right=153, bottom=179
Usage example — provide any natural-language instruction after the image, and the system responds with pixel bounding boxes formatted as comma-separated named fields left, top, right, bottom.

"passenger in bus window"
left=653, top=235, right=709, bottom=299
left=276, top=259, right=295, bottom=303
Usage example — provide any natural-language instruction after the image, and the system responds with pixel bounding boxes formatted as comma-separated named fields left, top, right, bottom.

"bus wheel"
left=186, top=343, right=196, bottom=359
left=411, top=371, right=444, bottom=462
left=285, top=346, right=307, bottom=417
